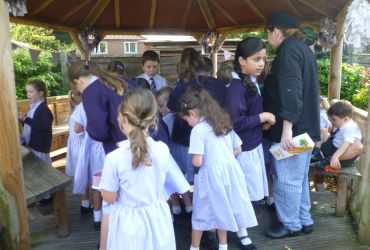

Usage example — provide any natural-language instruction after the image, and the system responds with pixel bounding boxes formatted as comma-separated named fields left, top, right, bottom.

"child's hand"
left=330, top=156, right=341, bottom=169
left=262, top=122, right=271, bottom=130
left=259, top=112, right=275, bottom=125
left=18, top=114, right=26, bottom=122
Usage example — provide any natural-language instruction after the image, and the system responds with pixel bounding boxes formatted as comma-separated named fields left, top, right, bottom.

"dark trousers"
left=321, top=138, right=356, bottom=168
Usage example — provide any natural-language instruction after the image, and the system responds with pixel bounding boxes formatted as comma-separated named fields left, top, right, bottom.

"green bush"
left=12, top=49, right=67, bottom=99
left=317, top=59, right=369, bottom=110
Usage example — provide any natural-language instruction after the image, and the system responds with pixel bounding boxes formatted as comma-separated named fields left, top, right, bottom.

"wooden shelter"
left=1, top=0, right=370, bottom=249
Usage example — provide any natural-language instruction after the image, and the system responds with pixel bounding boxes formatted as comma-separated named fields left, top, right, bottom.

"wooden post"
left=328, top=14, right=345, bottom=100
left=0, top=1, right=30, bottom=249
left=358, top=86, right=370, bottom=245
left=336, top=175, right=349, bottom=216
left=211, top=50, right=217, bottom=78
left=53, top=189, right=69, bottom=237
left=69, top=31, right=90, bottom=60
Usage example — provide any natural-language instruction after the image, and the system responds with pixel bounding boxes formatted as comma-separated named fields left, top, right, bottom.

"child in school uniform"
left=19, top=79, right=53, bottom=165
left=137, top=50, right=167, bottom=92
left=311, top=100, right=363, bottom=169
left=180, top=88, right=258, bottom=250
left=69, top=60, right=129, bottom=246
left=65, top=90, right=94, bottom=215
left=99, top=89, right=187, bottom=250
left=226, top=38, right=276, bottom=203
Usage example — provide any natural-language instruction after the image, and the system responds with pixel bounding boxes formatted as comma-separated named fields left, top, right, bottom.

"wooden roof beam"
left=197, top=0, right=216, bottom=30
left=10, top=16, right=78, bottom=33
left=149, top=0, right=157, bottom=28
left=209, top=0, right=238, bottom=26
left=31, top=0, right=55, bottom=15
left=182, top=0, right=193, bottom=28
left=61, top=0, right=91, bottom=22
left=281, top=0, right=302, bottom=17
left=114, top=0, right=120, bottom=28
left=242, top=0, right=266, bottom=22
left=80, top=0, right=111, bottom=29
left=298, top=0, right=334, bottom=17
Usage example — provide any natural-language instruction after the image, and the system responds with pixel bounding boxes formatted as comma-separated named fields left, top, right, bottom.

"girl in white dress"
left=179, top=87, right=258, bottom=250
left=99, top=89, right=184, bottom=250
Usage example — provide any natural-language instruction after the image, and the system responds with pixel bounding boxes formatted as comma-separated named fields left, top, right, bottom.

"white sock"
left=190, top=246, right=199, bottom=250
left=185, top=205, right=193, bottom=213
left=237, top=228, right=252, bottom=245
left=266, top=196, right=275, bottom=205
left=81, top=200, right=91, bottom=208
left=93, top=210, right=102, bottom=222
left=219, top=243, right=228, bottom=250
left=172, top=205, right=181, bottom=215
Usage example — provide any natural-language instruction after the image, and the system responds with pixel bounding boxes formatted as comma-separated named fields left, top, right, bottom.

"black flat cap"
left=266, top=12, right=300, bottom=29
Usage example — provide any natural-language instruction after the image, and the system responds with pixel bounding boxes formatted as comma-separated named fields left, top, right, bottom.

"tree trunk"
left=0, top=2, right=30, bottom=249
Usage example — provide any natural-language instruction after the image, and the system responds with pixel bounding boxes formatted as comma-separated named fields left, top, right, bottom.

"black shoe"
left=80, top=205, right=93, bottom=216
left=241, top=243, right=257, bottom=250
left=94, top=221, right=101, bottom=231
left=39, top=196, right=53, bottom=205
left=265, top=225, right=301, bottom=239
left=301, top=224, right=314, bottom=234
left=310, top=160, right=329, bottom=170
left=311, top=147, right=323, bottom=163
left=200, top=231, right=218, bottom=249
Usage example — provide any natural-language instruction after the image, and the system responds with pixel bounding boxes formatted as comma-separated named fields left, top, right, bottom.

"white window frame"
left=94, top=42, right=108, bottom=54
left=124, top=41, right=137, bottom=54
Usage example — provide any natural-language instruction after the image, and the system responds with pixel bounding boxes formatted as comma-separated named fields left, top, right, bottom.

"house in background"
left=90, top=35, right=239, bottom=82
left=92, top=35, right=146, bottom=56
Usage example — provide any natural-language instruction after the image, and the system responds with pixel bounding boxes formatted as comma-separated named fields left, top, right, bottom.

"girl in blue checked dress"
left=179, top=87, right=258, bottom=250
left=99, top=89, right=189, bottom=250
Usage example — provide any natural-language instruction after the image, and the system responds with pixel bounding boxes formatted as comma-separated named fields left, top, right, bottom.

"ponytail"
left=118, top=89, right=157, bottom=169
left=180, top=87, right=232, bottom=136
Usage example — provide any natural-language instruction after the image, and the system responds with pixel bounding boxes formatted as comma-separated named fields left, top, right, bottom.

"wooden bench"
left=21, top=146, right=72, bottom=237
left=310, top=166, right=361, bottom=216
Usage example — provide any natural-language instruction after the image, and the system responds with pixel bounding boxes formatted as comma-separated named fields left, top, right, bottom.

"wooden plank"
left=336, top=175, right=349, bottom=216
left=242, top=0, right=266, bottom=21
left=23, top=158, right=56, bottom=204
left=281, top=0, right=302, bottom=17
left=31, top=0, right=55, bottom=15
left=149, top=0, right=157, bottom=28
left=61, top=0, right=92, bottom=22
left=79, top=0, right=111, bottom=29
left=298, top=0, right=334, bottom=18
left=209, top=0, right=238, bottom=26
left=197, top=0, right=216, bottom=29
left=114, top=0, right=120, bottom=29
left=182, top=0, right=193, bottom=28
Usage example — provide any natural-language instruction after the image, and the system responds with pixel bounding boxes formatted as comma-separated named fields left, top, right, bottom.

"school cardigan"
left=263, top=35, right=320, bottom=143
left=82, top=78, right=126, bottom=154
left=226, top=78, right=263, bottom=151
left=167, top=76, right=226, bottom=147
left=23, top=102, right=53, bottom=153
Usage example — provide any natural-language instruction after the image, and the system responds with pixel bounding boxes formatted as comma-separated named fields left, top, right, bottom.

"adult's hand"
left=281, top=120, right=294, bottom=150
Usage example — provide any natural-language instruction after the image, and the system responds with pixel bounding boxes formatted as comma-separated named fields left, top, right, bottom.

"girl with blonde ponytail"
left=99, top=89, right=190, bottom=250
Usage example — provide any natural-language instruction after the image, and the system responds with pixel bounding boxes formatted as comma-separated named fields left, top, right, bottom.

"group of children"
left=18, top=37, right=363, bottom=250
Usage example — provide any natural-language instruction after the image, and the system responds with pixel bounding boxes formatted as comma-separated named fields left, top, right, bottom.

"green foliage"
left=10, top=24, right=74, bottom=51
left=12, top=49, right=67, bottom=99
left=318, top=59, right=369, bottom=109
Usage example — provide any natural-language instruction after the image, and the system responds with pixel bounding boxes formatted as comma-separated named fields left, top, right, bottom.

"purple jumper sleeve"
left=226, top=81, right=261, bottom=133
left=24, top=105, right=53, bottom=131
left=82, top=82, right=110, bottom=142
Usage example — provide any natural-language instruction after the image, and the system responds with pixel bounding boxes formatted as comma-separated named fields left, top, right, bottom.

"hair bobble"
left=84, top=60, right=89, bottom=71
